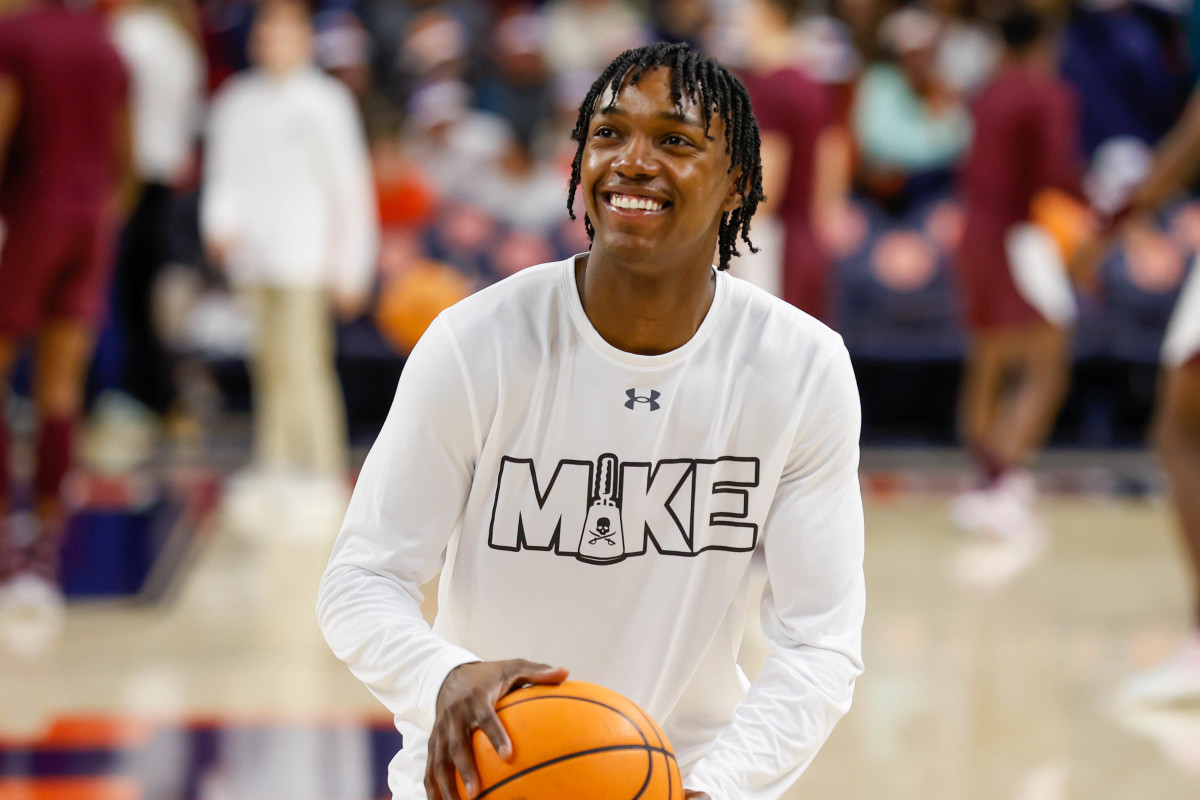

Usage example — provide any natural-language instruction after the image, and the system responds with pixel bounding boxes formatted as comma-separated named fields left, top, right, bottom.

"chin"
left=594, top=236, right=667, bottom=269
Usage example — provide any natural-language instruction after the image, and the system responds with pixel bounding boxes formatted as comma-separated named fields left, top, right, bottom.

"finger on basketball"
left=507, top=661, right=569, bottom=690
left=474, top=703, right=512, bottom=760
left=447, top=731, right=479, bottom=799
left=441, top=738, right=468, bottom=800
left=424, top=752, right=449, bottom=800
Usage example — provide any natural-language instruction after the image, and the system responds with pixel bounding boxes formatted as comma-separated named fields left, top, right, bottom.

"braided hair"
left=566, top=42, right=765, bottom=270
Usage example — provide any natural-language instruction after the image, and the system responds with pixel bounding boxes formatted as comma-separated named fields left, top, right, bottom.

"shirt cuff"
left=417, top=646, right=482, bottom=725
left=684, top=766, right=740, bottom=800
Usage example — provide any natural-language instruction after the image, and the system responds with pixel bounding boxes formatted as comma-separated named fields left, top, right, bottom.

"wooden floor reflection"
left=1, top=494, right=1198, bottom=799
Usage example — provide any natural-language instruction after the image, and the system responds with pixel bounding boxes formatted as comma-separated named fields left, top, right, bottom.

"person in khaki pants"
left=201, top=0, right=377, bottom=526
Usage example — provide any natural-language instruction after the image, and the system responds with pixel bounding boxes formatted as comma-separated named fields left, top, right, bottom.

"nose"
left=611, top=133, right=658, bottom=178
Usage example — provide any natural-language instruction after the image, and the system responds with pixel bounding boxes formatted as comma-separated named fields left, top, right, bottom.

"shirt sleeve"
left=686, top=339, right=866, bottom=800
left=317, top=316, right=482, bottom=730
left=199, top=87, right=241, bottom=245
left=318, top=84, right=379, bottom=297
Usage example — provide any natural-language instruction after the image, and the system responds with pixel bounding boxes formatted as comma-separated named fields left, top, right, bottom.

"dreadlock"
left=566, top=42, right=765, bottom=270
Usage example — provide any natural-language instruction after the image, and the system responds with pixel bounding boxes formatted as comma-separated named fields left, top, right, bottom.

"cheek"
left=578, top=152, right=604, bottom=209
left=680, top=168, right=734, bottom=218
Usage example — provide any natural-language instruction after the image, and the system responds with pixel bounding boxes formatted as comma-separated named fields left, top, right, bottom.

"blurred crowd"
left=1, top=0, right=1198, bottom=490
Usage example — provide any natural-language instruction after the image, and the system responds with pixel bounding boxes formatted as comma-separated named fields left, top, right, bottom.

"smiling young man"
left=318, top=43, right=865, bottom=800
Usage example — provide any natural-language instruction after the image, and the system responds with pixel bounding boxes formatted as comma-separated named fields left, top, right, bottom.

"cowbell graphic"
left=578, top=453, right=625, bottom=563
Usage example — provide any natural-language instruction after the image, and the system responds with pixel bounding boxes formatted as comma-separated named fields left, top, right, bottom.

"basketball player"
left=0, top=1, right=131, bottom=624
left=1074, top=70, right=1200, bottom=705
left=318, top=43, right=865, bottom=800
left=951, top=10, right=1084, bottom=542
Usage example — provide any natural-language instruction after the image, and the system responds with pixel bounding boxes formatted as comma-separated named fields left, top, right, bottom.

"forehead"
left=593, top=66, right=716, bottom=129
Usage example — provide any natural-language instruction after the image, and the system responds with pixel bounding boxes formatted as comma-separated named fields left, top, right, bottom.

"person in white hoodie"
left=319, top=42, right=864, bottom=800
left=201, top=0, right=377, bottom=494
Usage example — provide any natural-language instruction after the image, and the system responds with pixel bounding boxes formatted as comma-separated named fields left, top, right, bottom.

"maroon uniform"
left=0, top=2, right=129, bottom=337
left=958, top=65, right=1083, bottom=331
left=740, top=66, right=831, bottom=319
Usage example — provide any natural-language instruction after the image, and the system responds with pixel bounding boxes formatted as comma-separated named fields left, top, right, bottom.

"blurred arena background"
left=1, top=0, right=1200, bottom=798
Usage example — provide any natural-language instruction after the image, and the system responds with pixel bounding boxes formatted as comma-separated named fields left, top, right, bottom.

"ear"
left=721, top=165, right=745, bottom=213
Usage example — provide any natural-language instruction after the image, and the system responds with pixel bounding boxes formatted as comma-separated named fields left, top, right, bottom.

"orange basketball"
left=455, top=680, right=684, bottom=799
left=375, top=259, right=471, bottom=355
left=1030, top=188, right=1094, bottom=263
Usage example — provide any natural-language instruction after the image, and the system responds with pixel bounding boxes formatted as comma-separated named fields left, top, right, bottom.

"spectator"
left=0, top=0, right=132, bottom=640
left=650, top=0, right=713, bottom=48
left=402, top=79, right=512, bottom=204
left=201, top=0, right=378, bottom=519
left=362, top=0, right=492, bottom=109
left=541, top=0, right=649, bottom=90
left=928, top=0, right=1001, bottom=96
left=109, top=0, right=207, bottom=424
left=370, top=111, right=438, bottom=233
left=198, top=0, right=256, bottom=92
left=1061, top=0, right=1190, bottom=158
left=852, top=6, right=971, bottom=211
left=471, top=133, right=567, bottom=236
left=831, top=0, right=898, bottom=64
left=737, top=0, right=850, bottom=320
left=476, top=5, right=554, bottom=146
left=313, top=6, right=371, bottom=100
left=951, top=8, right=1086, bottom=543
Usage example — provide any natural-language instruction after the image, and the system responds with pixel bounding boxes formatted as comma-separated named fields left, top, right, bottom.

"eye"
left=663, top=134, right=693, bottom=148
left=592, top=125, right=618, bottom=139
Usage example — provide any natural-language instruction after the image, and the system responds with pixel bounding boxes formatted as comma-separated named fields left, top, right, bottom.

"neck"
left=575, top=249, right=717, bottom=355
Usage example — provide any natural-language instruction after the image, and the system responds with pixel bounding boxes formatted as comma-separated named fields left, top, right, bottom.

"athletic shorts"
left=1163, top=256, right=1200, bottom=371
left=959, top=221, right=1076, bottom=333
left=0, top=207, right=116, bottom=337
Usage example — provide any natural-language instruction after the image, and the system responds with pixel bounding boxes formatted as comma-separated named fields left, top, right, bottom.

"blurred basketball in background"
left=1030, top=188, right=1093, bottom=264
left=456, top=681, right=684, bottom=800
left=375, top=259, right=471, bottom=355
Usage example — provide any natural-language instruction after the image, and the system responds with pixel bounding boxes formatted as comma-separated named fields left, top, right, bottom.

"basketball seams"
left=625, top=705, right=674, bottom=800
left=479, top=686, right=681, bottom=799
left=498, top=693, right=657, bottom=800
left=473, top=743, right=672, bottom=800
left=497, top=694, right=652, bottom=748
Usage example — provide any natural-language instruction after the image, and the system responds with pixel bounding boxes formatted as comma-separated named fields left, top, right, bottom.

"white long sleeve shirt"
left=318, top=256, right=865, bottom=800
left=201, top=67, right=378, bottom=295
left=111, top=7, right=205, bottom=184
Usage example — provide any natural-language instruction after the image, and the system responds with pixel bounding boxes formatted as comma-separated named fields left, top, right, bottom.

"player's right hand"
left=426, top=659, right=569, bottom=800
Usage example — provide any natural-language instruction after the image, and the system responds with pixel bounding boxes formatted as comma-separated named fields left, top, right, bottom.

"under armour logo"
left=625, top=389, right=661, bottom=411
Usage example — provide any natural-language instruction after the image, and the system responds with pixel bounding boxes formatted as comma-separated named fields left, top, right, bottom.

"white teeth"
left=610, top=194, right=663, bottom=211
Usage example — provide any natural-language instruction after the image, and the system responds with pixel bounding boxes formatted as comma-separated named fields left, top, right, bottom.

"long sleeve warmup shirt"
left=318, top=256, right=866, bottom=799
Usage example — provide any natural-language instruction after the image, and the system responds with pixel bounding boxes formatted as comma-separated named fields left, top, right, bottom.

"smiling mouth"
left=603, top=192, right=671, bottom=213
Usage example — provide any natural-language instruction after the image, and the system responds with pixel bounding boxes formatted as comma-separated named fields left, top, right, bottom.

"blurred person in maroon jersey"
left=0, top=0, right=132, bottom=631
left=736, top=0, right=849, bottom=320
left=951, top=8, right=1085, bottom=546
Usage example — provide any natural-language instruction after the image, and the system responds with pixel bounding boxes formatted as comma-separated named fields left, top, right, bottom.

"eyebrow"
left=595, top=106, right=705, bottom=129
